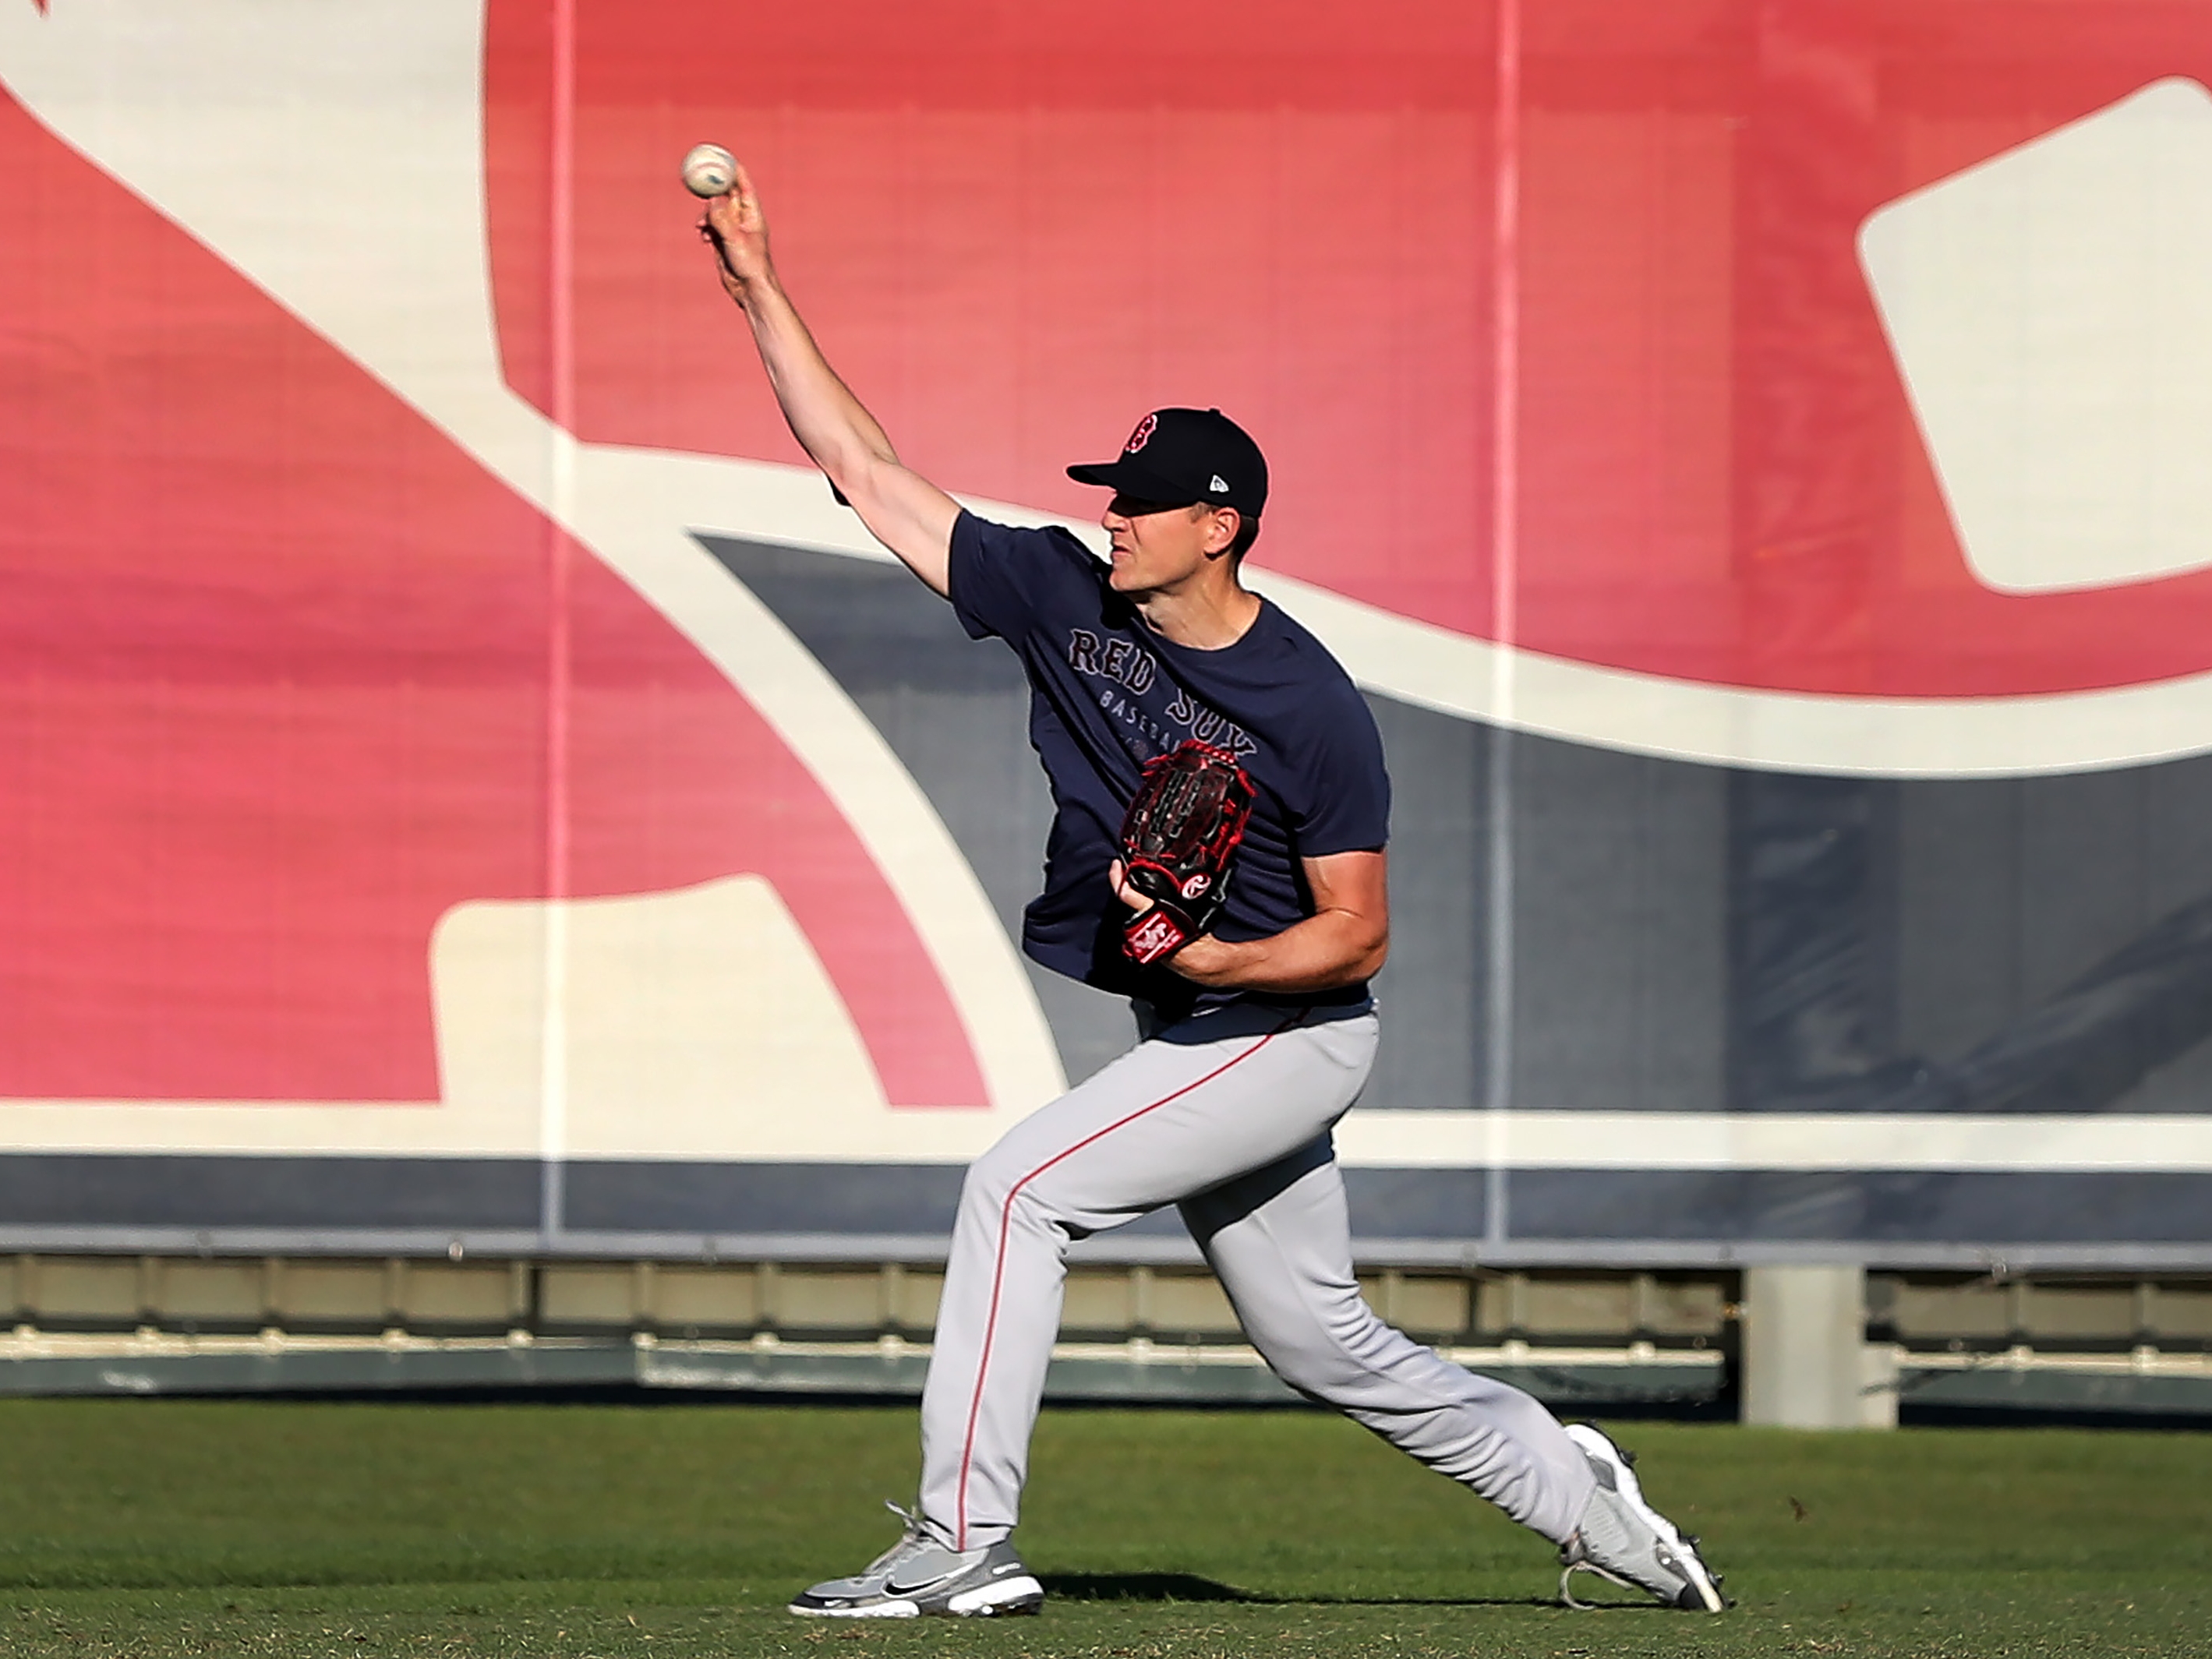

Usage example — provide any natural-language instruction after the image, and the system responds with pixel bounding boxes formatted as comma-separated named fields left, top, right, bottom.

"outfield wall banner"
left=5, top=0, right=2212, bottom=1266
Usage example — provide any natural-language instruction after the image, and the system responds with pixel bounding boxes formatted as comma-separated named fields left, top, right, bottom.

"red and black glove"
left=1115, top=739, right=1256, bottom=965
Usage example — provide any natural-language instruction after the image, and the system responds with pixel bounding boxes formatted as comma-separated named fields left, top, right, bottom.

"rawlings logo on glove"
left=1115, top=739, right=1256, bottom=965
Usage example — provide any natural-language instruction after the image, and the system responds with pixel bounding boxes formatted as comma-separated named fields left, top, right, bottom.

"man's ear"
left=1201, top=506, right=1242, bottom=558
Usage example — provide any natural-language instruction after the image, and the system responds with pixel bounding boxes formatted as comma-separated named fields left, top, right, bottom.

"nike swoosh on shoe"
left=884, top=1569, right=958, bottom=1595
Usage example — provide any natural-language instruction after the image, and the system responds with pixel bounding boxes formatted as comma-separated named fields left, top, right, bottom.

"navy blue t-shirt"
left=949, top=510, right=1390, bottom=1014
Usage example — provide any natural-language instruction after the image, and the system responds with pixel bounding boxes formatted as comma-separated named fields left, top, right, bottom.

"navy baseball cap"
left=1067, top=407, right=1268, bottom=518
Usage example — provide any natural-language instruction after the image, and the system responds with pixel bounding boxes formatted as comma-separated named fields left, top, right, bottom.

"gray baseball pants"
left=916, top=998, right=1597, bottom=1553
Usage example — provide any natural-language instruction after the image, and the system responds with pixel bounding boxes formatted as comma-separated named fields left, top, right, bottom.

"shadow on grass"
left=1037, top=1573, right=1562, bottom=1610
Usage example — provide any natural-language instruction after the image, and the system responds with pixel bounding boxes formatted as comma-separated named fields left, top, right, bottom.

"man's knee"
left=956, top=1138, right=1084, bottom=1239
left=956, top=1143, right=1024, bottom=1223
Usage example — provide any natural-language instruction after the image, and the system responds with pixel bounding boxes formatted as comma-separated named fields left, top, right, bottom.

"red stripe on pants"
left=952, top=1011, right=1304, bottom=1550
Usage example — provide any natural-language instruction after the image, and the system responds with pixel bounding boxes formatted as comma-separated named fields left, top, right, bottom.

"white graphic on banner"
left=1862, top=77, right=2212, bottom=595
left=433, top=878, right=1022, bottom=1161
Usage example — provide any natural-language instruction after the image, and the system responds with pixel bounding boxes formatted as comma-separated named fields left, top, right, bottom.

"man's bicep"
left=848, top=461, right=961, bottom=598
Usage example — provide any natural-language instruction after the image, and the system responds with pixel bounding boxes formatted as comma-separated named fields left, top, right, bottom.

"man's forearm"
left=1170, top=909, right=1387, bottom=994
left=702, top=173, right=956, bottom=586
left=738, top=274, right=896, bottom=486
left=726, top=266, right=959, bottom=591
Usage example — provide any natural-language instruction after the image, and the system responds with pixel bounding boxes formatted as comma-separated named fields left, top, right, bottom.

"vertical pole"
left=1482, top=0, right=1522, bottom=1248
left=538, top=0, right=577, bottom=1251
left=1743, top=1265, right=1890, bottom=1428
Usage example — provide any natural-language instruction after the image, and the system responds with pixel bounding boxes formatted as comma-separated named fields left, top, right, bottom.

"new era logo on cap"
left=1067, top=408, right=1269, bottom=517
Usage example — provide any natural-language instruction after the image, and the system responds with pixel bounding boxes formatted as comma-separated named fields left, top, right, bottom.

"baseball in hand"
left=680, top=142, right=737, bottom=197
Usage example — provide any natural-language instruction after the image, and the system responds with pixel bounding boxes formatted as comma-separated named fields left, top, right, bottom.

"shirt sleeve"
left=948, top=510, right=1095, bottom=642
left=1288, top=687, right=1392, bottom=857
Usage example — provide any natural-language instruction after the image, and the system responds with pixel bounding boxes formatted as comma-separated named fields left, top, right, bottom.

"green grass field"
left=1, top=1397, right=2204, bottom=1657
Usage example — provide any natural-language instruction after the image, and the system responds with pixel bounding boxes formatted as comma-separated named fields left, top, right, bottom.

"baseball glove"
left=1116, top=739, right=1256, bottom=965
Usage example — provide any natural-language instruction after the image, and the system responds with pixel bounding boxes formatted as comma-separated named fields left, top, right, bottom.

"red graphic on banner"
left=485, top=0, right=2212, bottom=699
left=0, top=90, right=986, bottom=1107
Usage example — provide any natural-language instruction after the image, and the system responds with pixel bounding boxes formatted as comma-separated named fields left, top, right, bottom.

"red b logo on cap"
left=1124, top=413, right=1157, bottom=454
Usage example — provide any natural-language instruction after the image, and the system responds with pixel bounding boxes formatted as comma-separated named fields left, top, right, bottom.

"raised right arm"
left=701, top=164, right=959, bottom=598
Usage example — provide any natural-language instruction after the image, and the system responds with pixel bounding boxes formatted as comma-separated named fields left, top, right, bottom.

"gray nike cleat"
left=788, top=1502, right=1044, bottom=1618
left=1557, top=1422, right=1726, bottom=1612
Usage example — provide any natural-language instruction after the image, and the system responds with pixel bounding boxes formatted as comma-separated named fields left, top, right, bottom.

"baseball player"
left=699, top=165, right=1724, bottom=1622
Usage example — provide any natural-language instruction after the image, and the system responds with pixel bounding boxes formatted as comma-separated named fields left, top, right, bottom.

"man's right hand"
left=700, top=164, right=772, bottom=304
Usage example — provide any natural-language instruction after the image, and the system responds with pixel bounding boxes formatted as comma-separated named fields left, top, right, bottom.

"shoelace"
left=1558, top=1551, right=1646, bottom=1611
left=858, top=1500, right=932, bottom=1576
